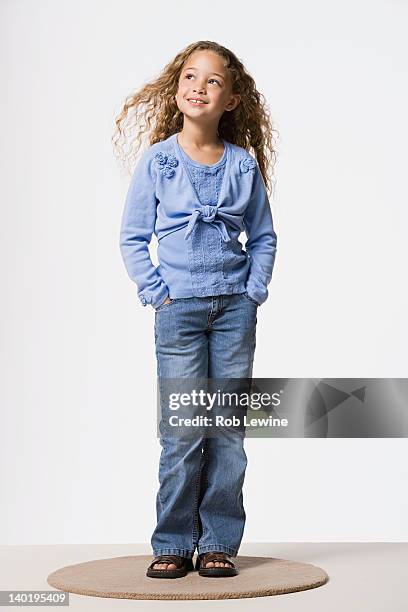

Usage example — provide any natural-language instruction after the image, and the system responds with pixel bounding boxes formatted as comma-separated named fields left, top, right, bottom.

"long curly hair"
left=112, top=40, right=279, bottom=197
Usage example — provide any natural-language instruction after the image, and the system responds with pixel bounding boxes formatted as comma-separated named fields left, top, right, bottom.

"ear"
left=226, top=94, right=241, bottom=112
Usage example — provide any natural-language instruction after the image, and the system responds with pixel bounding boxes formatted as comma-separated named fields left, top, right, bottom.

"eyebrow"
left=183, top=66, right=225, bottom=79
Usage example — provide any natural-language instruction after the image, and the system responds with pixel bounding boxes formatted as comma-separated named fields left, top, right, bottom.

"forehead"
left=181, top=50, right=228, bottom=78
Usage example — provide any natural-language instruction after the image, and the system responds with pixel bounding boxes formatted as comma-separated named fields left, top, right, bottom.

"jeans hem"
left=152, top=548, right=195, bottom=559
left=197, top=544, right=238, bottom=557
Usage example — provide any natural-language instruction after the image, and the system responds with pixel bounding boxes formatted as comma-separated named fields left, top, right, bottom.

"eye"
left=184, top=73, right=220, bottom=85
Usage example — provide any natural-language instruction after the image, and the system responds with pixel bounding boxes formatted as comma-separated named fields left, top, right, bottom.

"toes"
left=153, top=562, right=177, bottom=570
left=205, top=561, right=229, bottom=567
left=203, top=558, right=234, bottom=569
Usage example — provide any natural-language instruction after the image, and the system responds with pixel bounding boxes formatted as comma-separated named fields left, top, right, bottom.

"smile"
left=188, top=99, right=207, bottom=105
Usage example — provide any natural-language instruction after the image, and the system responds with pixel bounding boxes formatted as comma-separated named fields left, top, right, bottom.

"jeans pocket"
left=242, top=291, right=260, bottom=306
left=155, top=298, right=176, bottom=312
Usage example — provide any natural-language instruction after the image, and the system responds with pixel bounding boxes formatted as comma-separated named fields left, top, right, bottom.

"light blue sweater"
left=120, top=132, right=278, bottom=309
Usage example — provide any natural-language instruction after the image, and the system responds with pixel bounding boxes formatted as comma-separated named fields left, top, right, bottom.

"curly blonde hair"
left=112, top=40, right=278, bottom=196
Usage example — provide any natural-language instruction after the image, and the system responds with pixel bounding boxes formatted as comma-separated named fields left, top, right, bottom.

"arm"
left=243, top=163, right=278, bottom=306
left=119, top=149, right=170, bottom=309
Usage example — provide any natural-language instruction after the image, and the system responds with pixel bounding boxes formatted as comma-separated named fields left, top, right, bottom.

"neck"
left=177, top=122, right=222, bottom=150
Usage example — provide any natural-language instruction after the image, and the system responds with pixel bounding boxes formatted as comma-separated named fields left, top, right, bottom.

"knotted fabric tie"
left=184, top=205, right=231, bottom=242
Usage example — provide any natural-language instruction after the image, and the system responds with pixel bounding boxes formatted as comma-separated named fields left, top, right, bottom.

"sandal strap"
left=149, top=554, right=186, bottom=569
left=199, top=551, right=235, bottom=567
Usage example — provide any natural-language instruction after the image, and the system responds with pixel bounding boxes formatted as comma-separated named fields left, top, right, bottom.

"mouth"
left=187, top=98, right=208, bottom=105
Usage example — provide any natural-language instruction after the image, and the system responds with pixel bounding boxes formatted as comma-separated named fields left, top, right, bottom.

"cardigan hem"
left=167, top=283, right=247, bottom=300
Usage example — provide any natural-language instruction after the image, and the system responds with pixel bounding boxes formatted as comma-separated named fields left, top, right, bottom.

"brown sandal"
left=146, top=554, right=194, bottom=579
left=196, top=551, right=238, bottom=577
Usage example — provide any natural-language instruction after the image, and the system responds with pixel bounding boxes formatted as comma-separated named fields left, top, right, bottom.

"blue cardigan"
left=119, top=132, right=278, bottom=309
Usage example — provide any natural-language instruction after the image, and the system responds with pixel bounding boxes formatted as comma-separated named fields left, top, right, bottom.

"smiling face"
left=175, top=50, right=241, bottom=125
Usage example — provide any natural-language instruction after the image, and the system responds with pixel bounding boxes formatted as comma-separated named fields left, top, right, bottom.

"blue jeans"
left=151, top=292, right=258, bottom=558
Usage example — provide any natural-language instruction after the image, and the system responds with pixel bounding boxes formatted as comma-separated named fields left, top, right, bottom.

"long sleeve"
left=119, top=149, right=170, bottom=309
left=243, top=164, right=278, bottom=306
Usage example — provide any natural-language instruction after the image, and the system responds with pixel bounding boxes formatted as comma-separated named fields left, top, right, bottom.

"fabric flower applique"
left=154, top=151, right=179, bottom=178
left=239, top=157, right=257, bottom=174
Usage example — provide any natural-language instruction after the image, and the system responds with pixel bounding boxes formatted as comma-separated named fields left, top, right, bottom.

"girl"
left=113, top=40, right=278, bottom=579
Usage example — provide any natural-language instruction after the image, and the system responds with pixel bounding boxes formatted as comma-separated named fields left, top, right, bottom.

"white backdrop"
left=1, top=0, right=407, bottom=545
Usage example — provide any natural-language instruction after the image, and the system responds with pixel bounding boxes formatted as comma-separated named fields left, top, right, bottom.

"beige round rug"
left=47, top=555, right=329, bottom=600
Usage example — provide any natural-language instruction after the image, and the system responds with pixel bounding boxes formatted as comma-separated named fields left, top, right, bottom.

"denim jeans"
left=151, top=292, right=258, bottom=559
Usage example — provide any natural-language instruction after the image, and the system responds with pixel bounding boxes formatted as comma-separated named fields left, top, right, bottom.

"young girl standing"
left=114, top=41, right=278, bottom=579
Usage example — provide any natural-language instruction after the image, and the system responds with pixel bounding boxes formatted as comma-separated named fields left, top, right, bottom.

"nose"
left=193, top=81, right=206, bottom=94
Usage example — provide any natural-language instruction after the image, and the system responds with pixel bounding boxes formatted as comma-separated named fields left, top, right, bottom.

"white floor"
left=1, top=542, right=407, bottom=610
